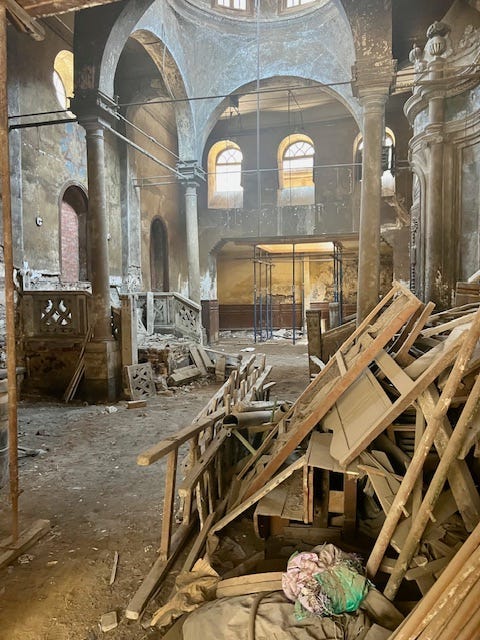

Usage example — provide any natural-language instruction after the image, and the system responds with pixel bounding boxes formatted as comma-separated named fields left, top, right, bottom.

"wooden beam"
left=137, top=408, right=224, bottom=466
left=0, top=519, right=50, bottom=570
left=125, top=519, right=197, bottom=621
left=209, top=456, right=305, bottom=538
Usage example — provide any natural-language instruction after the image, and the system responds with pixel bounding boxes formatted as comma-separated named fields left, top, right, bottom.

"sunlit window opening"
left=216, top=147, right=243, bottom=192
left=216, top=0, right=248, bottom=10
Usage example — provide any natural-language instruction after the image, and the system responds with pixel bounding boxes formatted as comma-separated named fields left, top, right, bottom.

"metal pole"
left=339, top=246, right=344, bottom=324
left=0, top=4, right=19, bottom=542
left=253, top=246, right=257, bottom=343
left=292, top=243, right=296, bottom=345
left=268, top=260, right=273, bottom=338
left=259, top=251, right=263, bottom=341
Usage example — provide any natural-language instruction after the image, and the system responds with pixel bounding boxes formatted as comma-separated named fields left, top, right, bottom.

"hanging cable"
left=255, top=0, right=261, bottom=237
left=116, top=111, right=179, bottom=160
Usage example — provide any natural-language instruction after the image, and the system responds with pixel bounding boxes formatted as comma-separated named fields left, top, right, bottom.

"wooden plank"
left=125, top=519, right=197, bottom=621
left=306, top=431, right=359, bottom=474
left=420, top=312, right=476, bottom=338
left=374, top=350, right=416, bottom=395
left=197, top=345, right=215, bottom=371
left=159, top=449, right=178, bottom=561
left=181, top=499, right=227, bottom=573
left=0, top=519, right=50, bottom=570
left=239, top=283, right=422, bottom=501
left=325, top=370, right=393, bottom=466
left=177, top=429, right=229, bottom=498
left=418, top=386, right=480, bottom=531
left=215, top=355, right=226, bottom=382
left=189, top=345, right=207, bottom=375
left=333, top=332, right=464, bottom=467
left=395, top=301, right=436, bottom=367
left=216, top=572, right=283, bottom=598
left=137, top=408, right=224, bottom=466
left=405, top=556, right=450, bottom=581
left=209, top=456, right=306, bottom=538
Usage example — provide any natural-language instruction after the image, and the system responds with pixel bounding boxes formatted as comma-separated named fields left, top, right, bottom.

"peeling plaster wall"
left=134, top=0, right=360, bottom=159
left=8, top=28, right=88, bottom=283
left=127, top=102, right=185, bottom=293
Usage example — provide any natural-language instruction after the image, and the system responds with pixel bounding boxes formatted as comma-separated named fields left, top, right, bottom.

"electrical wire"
left=8, top=64, right=480, bottom=120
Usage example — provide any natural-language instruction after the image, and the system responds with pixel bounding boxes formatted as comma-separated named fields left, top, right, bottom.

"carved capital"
left=70, top=90, right=118, bottom=129
left=176, top=160, right=206, bottom=187
left=351, top=58, right=397, bottom=100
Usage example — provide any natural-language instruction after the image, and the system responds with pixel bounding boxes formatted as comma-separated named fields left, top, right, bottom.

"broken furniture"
left=128, top=282, right=480, bottom=639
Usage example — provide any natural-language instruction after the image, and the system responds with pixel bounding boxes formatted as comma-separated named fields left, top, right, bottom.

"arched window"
left=208, top=140, right=244, bottom=209
left=277, top=134, right=315, bottom=205
left=53, top=50, right=73, bottom=109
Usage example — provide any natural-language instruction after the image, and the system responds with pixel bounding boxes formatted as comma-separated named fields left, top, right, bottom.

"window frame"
left=279, top=0, right=317, bottom=14
left=278, top=134, right=315, bottom=191
left=207, top=140, right=244, bottom=209
left=211, top=0, right=253, bottom=15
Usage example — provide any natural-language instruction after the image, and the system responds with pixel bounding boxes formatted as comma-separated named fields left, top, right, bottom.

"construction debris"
left=129, top=282, right=480, bottom=639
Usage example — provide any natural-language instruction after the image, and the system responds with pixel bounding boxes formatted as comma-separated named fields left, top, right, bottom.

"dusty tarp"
left=150, top=559, right=220, bottom=628
left=182, top=592, right=372, bottom=640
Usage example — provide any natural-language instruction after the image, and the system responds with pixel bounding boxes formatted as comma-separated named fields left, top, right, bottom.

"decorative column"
left=352, top=61, right=395, bottom=323
left=423, top=23, right=449, bottom=308
left=177, top=161, right=205, bottom=304
left=356, top=92, right=388, bottom=322
left=84, top=121, right=113, bottom=339
left=70, top=93, right=121, bottom=401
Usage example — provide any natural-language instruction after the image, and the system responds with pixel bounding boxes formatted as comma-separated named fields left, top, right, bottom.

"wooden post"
left=0, top=4, right=19, bottom=542
left=120, top=294, right=138, bottom=366
left=389, top=523, right=480, bottom=640
left=384, top=351, right=480, bottom=599
left=159, top=450, right=178, bottom=561
left=367, top=309, right=480, bottom=579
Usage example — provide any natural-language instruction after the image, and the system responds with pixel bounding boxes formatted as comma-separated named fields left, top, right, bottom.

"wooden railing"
left=126, top=354, right=273, bottom=621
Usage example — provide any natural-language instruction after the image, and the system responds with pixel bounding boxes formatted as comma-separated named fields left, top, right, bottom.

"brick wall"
left=61, top=200, right=79, bottom=283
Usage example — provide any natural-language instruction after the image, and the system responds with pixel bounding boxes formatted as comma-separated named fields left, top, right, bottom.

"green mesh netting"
left=314, top=565, right=370, bottom=616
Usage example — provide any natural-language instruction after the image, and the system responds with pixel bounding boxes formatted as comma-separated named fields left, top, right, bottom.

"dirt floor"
left=0, top=336, right=311, bottom=640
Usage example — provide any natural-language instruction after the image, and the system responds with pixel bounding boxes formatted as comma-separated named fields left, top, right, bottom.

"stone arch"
left=128, top=30, right=196, bottom=160
left=59, top=183, right=88, bottom=284
left=200, top=75, right=361, bottom=161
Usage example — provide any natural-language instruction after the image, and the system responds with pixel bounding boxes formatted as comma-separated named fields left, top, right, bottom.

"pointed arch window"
left=208, top=140, right=244, bottom=209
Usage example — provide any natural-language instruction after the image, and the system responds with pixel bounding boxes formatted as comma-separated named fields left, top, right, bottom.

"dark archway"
left=150, top=217, right=169, bottom=291
left=60, top=185, right=88, bottom=284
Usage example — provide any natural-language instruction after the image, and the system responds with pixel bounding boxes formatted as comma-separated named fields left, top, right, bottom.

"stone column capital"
left=70, top=89, right=118, bottom=130
left=176, top=160, right=206, bottom=188
left=351, top=58, right=396, bottom=102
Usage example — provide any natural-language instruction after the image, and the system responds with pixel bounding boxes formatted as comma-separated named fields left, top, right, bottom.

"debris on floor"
left=128, top=283, right=480, bottom=639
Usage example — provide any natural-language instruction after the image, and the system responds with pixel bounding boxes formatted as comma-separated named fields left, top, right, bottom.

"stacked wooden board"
left=129, top=282, right=480, bottom=638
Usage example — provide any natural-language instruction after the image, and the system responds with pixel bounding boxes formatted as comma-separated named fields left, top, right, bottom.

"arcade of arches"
left=3, top=1, right=480, bottom=399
